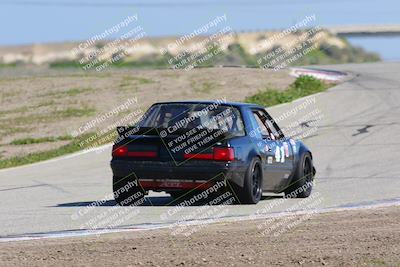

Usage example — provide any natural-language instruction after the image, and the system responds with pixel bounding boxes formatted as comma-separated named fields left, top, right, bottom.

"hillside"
left=0, top=29, right=380, bottom=69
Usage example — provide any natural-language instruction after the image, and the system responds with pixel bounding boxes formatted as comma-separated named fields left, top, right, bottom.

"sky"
left=0, top=0, right=399, bottom=45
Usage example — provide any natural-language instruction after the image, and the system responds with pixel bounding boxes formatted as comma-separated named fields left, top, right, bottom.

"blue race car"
left=111, top=101, right=316, bottom=205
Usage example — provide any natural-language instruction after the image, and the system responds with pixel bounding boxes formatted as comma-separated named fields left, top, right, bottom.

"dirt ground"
left=0, top=67, right=292, bottom=159
left=1, top=206, right=399, bottom=267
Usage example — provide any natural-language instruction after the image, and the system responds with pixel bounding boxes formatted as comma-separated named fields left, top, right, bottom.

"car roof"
left=152, top=100, right=264, bottom=109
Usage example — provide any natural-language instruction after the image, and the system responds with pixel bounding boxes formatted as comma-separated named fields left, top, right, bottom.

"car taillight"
left=112, top=145, right=157, bottom=158
left=113, top=146, right=128, bottom=157
left=184, top=147, right=234, bottom=161
left=213, top=147, right=234, bottom=161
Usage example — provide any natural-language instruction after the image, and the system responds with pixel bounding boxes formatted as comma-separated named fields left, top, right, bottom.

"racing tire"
left=284, top=153, right=314, bottom=198
left=231, top=158, right=263, bottom=204
left=113, top=176, right=145, bottom=206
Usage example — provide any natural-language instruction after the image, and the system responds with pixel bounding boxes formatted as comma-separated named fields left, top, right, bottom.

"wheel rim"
left=252, top=164, right=262, bottom=200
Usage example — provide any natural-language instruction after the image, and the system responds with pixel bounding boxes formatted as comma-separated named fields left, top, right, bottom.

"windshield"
left=139, top=103, right=245, bottom=136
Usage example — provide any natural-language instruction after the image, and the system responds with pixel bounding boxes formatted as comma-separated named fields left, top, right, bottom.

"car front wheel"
left=284, top=153, right=314, bottom=198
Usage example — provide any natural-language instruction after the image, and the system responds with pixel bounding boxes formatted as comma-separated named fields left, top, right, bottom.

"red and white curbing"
left=290, top=67, right=347, bottom=82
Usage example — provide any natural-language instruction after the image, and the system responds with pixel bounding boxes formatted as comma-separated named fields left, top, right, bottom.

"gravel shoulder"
left=1, top=206, right=399, bottom=267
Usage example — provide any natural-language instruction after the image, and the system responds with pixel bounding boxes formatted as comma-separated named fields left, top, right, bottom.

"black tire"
left=113, top=176, right=145, bottom=206
left=284, top=153, right=314, bottom=198
left=231, top=158, right=263, bottom=204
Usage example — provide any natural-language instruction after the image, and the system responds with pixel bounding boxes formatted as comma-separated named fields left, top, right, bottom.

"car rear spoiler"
left=116, top=126, right=156, bottom=137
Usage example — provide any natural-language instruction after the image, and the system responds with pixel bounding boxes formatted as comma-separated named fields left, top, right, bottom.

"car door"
left=262, top=109, right=296, bottom=189
left=249, top=109, right=284, bottom=191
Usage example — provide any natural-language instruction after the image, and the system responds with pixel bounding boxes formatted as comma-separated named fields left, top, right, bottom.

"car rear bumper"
left=110, top=159, right=247, bottom=189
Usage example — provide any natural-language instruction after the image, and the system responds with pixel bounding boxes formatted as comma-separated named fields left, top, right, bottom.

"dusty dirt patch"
left=1, top=206, right=399, bottom=266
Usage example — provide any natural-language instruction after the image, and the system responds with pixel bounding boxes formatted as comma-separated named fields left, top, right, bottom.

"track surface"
left=1, top=62, right=400, bottom=238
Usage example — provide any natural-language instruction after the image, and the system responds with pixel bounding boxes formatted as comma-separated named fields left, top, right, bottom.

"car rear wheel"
left=113, top=176, right=145, bottom=206
left=284, top=153, right=314, bottom=198
left=232, top=158, right=263, bottom=204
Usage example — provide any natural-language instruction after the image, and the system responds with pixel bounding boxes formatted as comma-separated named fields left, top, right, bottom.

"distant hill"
left=0, top=29, right=380, bottom=68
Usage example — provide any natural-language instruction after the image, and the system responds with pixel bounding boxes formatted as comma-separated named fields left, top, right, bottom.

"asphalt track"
left=1, top=62, right=400, bottom=240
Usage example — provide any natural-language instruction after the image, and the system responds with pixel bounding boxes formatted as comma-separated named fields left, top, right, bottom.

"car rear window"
left=139, top=103, right=245, bottom=136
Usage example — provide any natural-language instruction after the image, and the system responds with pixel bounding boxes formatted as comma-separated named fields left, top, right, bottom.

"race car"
left=110, top=101, right=316, bottom=205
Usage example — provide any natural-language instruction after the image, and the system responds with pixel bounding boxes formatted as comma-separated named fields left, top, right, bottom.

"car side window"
left=261, top=109, right=284, bottom=139
left=251, top=110, right=272, bottom=138
left=253, top=109, right=284, bottom=140
left=264, top=117, right=281, bottom=140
